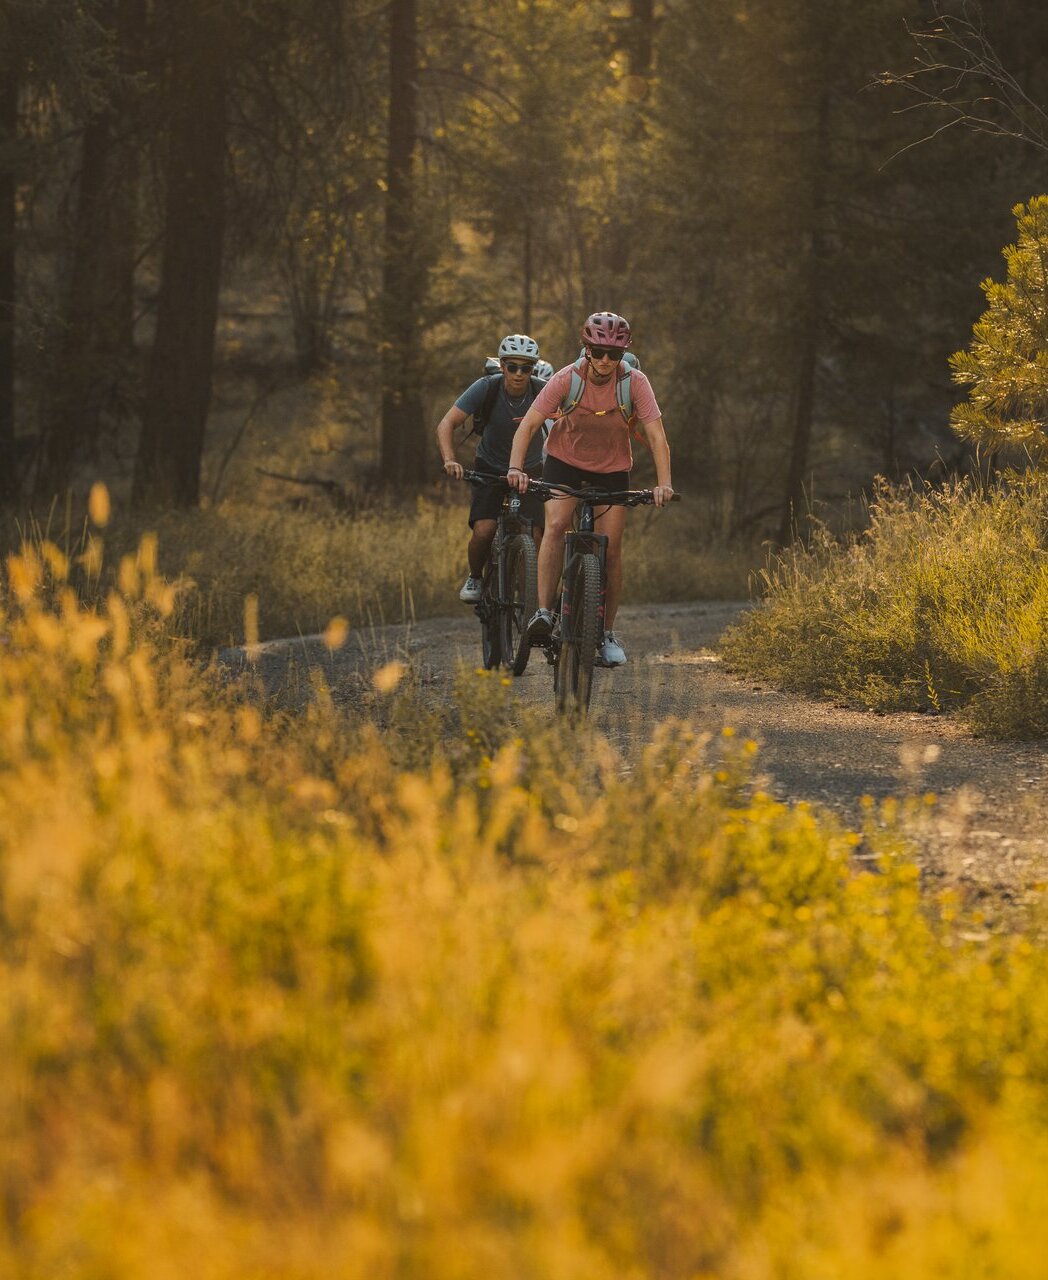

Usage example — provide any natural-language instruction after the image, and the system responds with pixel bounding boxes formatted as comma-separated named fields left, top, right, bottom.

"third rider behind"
left=436, top=334, right=546, bottom=602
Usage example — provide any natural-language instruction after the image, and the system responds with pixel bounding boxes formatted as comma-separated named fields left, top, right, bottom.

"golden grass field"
left=2, top=487, right=1048, bottom=1276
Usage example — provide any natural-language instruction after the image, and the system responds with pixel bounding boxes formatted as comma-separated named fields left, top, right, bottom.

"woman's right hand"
left=507, top=466, right=529, bottom=492
left=443, top=459, right=464, bottom=479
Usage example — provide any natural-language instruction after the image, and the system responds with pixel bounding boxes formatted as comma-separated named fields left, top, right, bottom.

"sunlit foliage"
left=950, top=196, right=1048, bottom=460
left=3, top=526, right=1048, bottom=1273
left=721, top=472, right=1048, bottom=737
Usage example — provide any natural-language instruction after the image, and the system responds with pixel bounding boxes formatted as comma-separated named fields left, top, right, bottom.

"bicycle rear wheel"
left=479, top=558, right=501, bottom=669
left=501, top=534, right=538, bottom=676
left=553, top=552, right=601, bottom=714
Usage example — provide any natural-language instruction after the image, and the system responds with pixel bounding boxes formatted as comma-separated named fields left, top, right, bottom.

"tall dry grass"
left=722, top=473, right=1048, bottom=737
left=3, top=512, right=1048, bottom=1275
left=8, top=489, right=752, bottom=648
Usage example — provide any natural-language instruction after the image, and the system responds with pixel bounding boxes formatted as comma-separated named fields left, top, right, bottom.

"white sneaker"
left=598, top=630, right=627, bottom=666
left=459, top=575, right=482, bottom=602
left=526, top=608, right=554, bottom=642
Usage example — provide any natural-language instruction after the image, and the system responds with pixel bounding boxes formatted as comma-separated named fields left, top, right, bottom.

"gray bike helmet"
left=498, top=333, right=540, bottom=362
left=484, top=356, right=501, bottom=375
left=533, top=359, right=555, bottom=381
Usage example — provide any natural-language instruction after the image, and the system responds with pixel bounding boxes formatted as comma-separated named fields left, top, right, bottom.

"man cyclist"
left=506, top=312, right=672, bottom=666
left=437, top=334, right=546, bottom=602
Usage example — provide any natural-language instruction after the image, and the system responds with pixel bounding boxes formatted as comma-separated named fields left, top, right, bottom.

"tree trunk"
left=597, top=0, right=657, bottom=287
left=379, top=0, right=427, bottom=487
left=629, top=0, right=656, bottom=80
left=109, top=0, right=146, bottom=356
left=36, top=114, right=113, bottom=498
left=133, top=0, right=228, bottom=509
left=0, top=56, right=19, bottom=504
left=778, top=88, right=830, bottom=547
left=522, top=215, right=533, bottom=334
left=36, top=0, right=144, bottom=500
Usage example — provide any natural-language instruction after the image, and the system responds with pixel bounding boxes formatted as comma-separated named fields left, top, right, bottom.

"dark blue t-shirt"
left=455, top=376, right=544, bottom=471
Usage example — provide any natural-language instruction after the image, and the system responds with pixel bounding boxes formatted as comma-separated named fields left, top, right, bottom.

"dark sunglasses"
left=502, top=360, right=536, bottom=375
left=588, top=346, right=625, bottom=362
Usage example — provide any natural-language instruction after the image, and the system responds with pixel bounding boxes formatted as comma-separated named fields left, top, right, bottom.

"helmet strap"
left=584, top=354, right=615, bottom=384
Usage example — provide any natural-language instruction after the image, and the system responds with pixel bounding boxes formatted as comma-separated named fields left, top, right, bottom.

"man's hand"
left=653, top=484, right=674, bottom=508
left=507, top=466, right=529, bottom=493
left=443, top=459, right=464, bottom=479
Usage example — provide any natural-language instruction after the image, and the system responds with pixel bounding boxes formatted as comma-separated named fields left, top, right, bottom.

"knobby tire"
left=502, top=534, right=538, bottom=676
left=480, top=557, right=501, bottom=669
left=554, top=552, right=601, bottom=715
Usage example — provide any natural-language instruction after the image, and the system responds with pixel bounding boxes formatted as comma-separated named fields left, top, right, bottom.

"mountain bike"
left=525, top=480, right=681, bottom=714
left=461, top=470, right=539, bottom=675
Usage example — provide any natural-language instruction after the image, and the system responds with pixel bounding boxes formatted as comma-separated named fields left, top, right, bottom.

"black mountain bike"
left=462, top=470, right=539, bottom=675
left=525, top=480, right=680, bottom=714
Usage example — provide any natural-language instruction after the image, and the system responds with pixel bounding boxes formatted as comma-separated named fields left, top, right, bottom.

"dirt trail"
left=234, top=600, right=1048, bottom=920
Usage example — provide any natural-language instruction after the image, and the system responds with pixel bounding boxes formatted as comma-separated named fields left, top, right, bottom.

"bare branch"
left=878, top=0, right=1048, bottom=161
left=254, top=465, right=349, bottom=504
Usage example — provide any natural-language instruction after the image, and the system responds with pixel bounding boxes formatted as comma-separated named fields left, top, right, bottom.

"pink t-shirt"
left=532, top=365, right=661, bottom=472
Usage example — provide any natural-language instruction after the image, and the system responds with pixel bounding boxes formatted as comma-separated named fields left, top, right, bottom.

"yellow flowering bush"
left=2, top=528, right=1048, bottom=1277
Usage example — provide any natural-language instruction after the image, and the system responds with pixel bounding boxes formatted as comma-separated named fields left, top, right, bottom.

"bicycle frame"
left=459, top=470, right=540, bottom=674
left=493, top=492, right=534, bottom=604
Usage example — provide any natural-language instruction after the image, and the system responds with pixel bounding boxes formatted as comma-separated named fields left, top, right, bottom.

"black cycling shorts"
left=468, top=459, right=546, bottom=529
left=542, top=453, right=630, bottom=494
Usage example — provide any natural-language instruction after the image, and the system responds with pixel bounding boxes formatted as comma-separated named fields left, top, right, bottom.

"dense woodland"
left=2, top=0, right=1048, bottom=538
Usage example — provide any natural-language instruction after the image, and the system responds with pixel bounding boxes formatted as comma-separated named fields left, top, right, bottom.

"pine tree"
left=950, top=196, right=1048, bottom=460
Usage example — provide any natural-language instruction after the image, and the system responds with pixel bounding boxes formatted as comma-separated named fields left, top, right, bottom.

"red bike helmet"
left=581, top=311, right=632, bottom=349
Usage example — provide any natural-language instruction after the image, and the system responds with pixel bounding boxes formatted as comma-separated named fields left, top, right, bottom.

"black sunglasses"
left=502, top=360, right=536, bottom=374
left=588, top=346, right=625, bottom=362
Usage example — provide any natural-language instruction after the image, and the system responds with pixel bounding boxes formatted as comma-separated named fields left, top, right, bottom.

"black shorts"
left=468, top=459, right=545, bottom=529
left=542, top=453, right=630, bottom=494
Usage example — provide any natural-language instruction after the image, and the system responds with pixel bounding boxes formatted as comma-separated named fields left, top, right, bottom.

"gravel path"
left=233, top=600, right=1048, bottom=922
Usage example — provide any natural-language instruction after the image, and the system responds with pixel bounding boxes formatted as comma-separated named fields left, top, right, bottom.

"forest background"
left=11, top=6, right=1048, bottom=1270
left=3, top=0, right=1048, bottom=551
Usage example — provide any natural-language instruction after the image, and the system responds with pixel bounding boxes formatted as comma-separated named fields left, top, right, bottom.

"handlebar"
left=456, top=469, right=680, bottom=507
left=460, top=468, right=511, bottom=487
left=527, top=479, right=681, bottom=507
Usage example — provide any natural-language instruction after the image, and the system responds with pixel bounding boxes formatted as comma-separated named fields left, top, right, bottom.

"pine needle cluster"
left=950, top=196, right=1048, bottom=459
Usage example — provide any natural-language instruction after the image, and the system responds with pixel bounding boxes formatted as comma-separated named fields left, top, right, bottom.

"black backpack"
left=469, top=372, right=545, bottom=438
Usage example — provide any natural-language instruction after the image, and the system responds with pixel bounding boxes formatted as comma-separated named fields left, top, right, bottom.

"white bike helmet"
left=484, top=356, right=501, bottom=375
left=533, top=359, right=555, bottom=381
left=498, top=333, right=539, bottom=362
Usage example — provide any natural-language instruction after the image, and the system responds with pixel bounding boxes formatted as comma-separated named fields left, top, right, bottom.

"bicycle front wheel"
left=553, top=552, right=601, bottom=714
left=502, top=534, right=538, bottom=676
left=480, top=558, right=502, bottom=669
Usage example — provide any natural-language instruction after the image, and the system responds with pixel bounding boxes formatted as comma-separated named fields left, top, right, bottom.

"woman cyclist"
left=505, top=312, right=672, bottom=666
